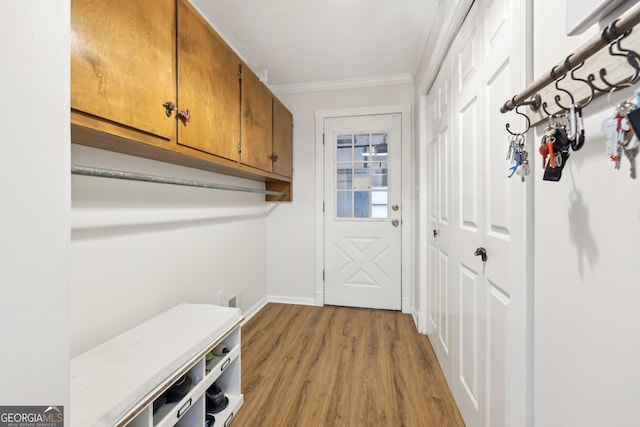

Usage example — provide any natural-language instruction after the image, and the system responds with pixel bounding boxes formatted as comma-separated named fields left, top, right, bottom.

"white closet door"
left=451, top=5, right=486, bottom=426
left=427, top=56, right=454, bottom=385
left=426, top=0, right=529, bottom=426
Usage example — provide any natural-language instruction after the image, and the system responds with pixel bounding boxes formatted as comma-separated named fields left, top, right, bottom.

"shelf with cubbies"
left=71, top=304, right=243, bottom=427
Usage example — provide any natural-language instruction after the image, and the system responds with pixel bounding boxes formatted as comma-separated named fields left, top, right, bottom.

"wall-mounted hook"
left=505, top=96, right=532, bottom=136
left=551, top=66, right=574, bottom=111
left=613, top=28, right=640, bottom=84
left=567, top=57, right=595, bottom=107
left=599, top=29, right=637, bottom=91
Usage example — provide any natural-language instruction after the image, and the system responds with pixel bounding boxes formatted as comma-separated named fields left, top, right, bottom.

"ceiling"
left=192, top=0, right=439, bottom=91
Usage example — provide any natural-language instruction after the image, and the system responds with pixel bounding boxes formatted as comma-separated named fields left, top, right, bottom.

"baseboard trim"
left=242, top=296, right=269, bottom=325
left=268, top=295, right=319, bottom=307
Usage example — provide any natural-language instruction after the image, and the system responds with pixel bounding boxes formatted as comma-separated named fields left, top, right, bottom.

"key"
left=547, top=139, right=556, bottom=168
left=539, top=144, right=548, bottom=168
left=506, top=137, right=515, bottom=161
left=508, top=150, right=521, bottom=178
left=614, top=125, right=633, bottom=170
left=624, top=145, right=638, bottom=179
left=516, top=150, right=530, bottom=182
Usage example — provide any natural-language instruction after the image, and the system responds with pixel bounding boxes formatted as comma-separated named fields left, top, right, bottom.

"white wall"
left=532, top=2, right=640, bottom=426
left=70, top=146, right=269, bottom=356
left=0, top=0, right=70, bottom=418
left=267, top=84, right=414, bottom=303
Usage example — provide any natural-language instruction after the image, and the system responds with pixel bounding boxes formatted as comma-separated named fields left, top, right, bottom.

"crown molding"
left=269, top=73, right=413, bottom=95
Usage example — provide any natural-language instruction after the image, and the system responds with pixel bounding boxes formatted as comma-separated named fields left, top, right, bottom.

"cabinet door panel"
left=71, top=0, right=176, bottom=141
left=272, top=98, right=293, bottom=178
left=177, top=0, right=240, bottom=161
left=241, top=67, right=273, bottom=172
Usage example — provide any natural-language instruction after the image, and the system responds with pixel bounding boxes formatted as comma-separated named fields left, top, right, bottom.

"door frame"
left=315, top=104, right=413, bottom=313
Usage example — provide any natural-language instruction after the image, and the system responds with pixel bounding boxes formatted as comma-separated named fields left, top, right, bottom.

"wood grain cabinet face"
left=71, top=0, right=176, bottom=142
left=71, top=0, right=293, bottom=200
left=177, top=0, right=241, bottom=162
left=240, top=66, right=274, bottom=172
left=272, top=98, right=293, bottom=178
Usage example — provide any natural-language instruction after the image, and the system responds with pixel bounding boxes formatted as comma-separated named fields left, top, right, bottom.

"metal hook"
left=505, top=96, right=531, bottom=136
left=567, top=57, right=595, bottom=107
left=586, top=21, right=627, bottom=94
left=551, top=66, right=575, bottom=111
left=613, top=28, right=640, bottom=84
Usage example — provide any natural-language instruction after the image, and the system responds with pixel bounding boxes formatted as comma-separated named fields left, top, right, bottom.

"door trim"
left=315, top=104, right=412, bottom=313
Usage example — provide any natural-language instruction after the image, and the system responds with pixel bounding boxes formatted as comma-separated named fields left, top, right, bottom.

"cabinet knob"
left=162, top=101, right=177, bottom=117
left=177, top=109, right=191, bottom=124
left=271, top=154, right=279, bottom=161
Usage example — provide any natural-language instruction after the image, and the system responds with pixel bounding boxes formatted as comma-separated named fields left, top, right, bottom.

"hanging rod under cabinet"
left=500, top=5, right=640, bottom=113
left=71, top=165, right=289, bottom=197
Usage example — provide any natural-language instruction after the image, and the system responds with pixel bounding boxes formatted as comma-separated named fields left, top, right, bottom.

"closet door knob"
left=474, top=247, right=487, bottom=262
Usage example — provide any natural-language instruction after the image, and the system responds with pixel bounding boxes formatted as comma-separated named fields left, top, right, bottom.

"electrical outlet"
left=217, top=290, right=226, bottom=306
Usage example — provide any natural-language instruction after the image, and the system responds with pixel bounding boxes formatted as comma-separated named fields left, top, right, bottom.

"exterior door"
left=427, top=0, right=529, bottom=426
left=324, top=114, right=402, bottom=310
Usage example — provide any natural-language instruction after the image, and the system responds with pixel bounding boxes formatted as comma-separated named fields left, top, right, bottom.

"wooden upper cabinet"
left=240, top=66, right=274, bottom=172
left=177, top=0, right=241, bottom=161
left=272, top=98, right=293, bottom=178
left=71, top=0, right=176, bottom=142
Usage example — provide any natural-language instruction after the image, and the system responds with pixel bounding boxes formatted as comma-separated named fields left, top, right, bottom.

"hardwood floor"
left=232, top=303, right=465, bottom=427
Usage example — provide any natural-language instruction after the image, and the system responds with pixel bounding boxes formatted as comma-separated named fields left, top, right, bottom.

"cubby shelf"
left=71, top=304, right=243, bottom=427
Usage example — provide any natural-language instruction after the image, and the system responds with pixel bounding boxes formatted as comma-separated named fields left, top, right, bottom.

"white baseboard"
left=242, top=294, right=320, bottom=325
left=242, top=296, right=269, bottom=324
left=268, top=295, right=319, bottom=307
left=411, top=309, right=420, bottom=331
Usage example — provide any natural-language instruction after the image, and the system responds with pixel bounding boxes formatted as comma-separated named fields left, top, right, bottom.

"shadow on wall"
left=567, top=169, right=599, bottom=278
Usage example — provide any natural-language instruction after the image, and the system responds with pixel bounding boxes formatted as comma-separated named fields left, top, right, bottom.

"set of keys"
left=539, top=126, right=562, bottom=169
left=602, top=99, right=639, bottom=179
left=506, top=134, right=530, bottom=182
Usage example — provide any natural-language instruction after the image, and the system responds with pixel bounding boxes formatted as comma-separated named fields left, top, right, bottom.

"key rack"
left=500, top=4, right=640, bottom=125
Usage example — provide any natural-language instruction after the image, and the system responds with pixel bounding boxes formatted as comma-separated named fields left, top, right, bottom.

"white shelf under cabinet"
left=71, top=303, right=243, bottom=427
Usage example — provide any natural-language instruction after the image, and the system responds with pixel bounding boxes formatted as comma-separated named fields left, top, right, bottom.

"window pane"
left=371, top=191, right=388, bottom=218
left=354, top=162, right=370, bottom=179
left=354, top=191, right=371, bottom=218
left=337, top=134, right=353, bottom=162
left=371, top=163, right=388, bottom=188
left=337, top=191, right=352, bottom=218
left=371, top=133, right=388, bottom=159
left=354, top=134, right=370, bottom=162
left=337, top=166, right=352, bottom=190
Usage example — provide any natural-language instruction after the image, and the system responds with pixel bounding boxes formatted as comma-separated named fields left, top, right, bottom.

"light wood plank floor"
left=232, top=303, right=465, bottom=427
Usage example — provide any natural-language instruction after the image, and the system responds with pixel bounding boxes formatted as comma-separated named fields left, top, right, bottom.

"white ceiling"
left=192, top=0, right=438, bottom=91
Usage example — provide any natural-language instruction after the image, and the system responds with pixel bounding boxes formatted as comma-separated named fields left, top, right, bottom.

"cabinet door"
left=177, top=0, right=240, bottom=161
left=241, top=66, right=273, bottom=172
left=272, top=98, right=293, bottom=178
left=71, top=0, right=176, bottom=141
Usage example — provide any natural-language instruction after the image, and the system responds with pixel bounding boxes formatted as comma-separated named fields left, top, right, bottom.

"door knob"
left=391, top=219, right=399, bottom=227
left=391, top=204, right=399, bottom=211
left=433, top=229, right=439, bottom=238
left=474, top=247, right=487, bottom=262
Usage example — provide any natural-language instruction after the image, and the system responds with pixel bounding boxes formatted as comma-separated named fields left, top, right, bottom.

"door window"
left=335, top=133, right=389, bottom=219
